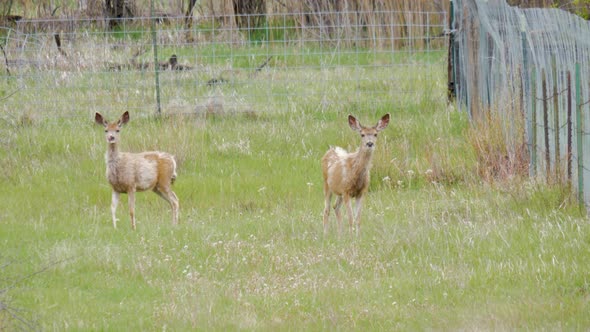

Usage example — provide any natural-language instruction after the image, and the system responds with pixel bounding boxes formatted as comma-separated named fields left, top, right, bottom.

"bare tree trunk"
left=184, top=0, right=198, bottom=28
left=233, top=0, right=266, bottom=29
left=105, top=0, right=134, bottom=29
left=184, top=0, right=198, bottom=42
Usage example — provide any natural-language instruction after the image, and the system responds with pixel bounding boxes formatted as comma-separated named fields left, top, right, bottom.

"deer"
left=94, top=111, right=179, bottom=230
left=322, top=113, right=390, bottom=236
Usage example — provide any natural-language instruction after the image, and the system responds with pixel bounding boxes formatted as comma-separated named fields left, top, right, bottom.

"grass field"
left=1, top=44, right=590, bottom=330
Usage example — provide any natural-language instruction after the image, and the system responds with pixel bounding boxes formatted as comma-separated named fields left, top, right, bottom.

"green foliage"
left=245, top=17, right=299, bottom=45
left=110, top=23, right=146, bottom=40
left=572, top=0, right=590, bottom=19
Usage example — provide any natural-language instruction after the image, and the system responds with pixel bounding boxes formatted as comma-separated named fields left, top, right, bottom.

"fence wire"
left=0, top=10, right=447, bottom=120
left=451, top=0, right=590, bottom=207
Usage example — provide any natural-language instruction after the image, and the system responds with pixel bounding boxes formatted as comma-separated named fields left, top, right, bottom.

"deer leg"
left=128, top=189, right=136, bottom=230
left=111, top=191, right=119, bottom=229
left=170, top=191, right=179, bottom=225
left=334, top=195, right=344, bottom=235
left=322, top=190, right=332, bottom=234
left=354, top=196, right=364, bottom=236
left=154, top=187, right=180, bottom=225
left=343, top=195, right=354, bottom=234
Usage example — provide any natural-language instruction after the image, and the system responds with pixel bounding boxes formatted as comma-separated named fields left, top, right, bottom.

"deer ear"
left=119, top=111, right=130, bottom=126
left=376, top=113, right=390, bottom=131
left=95, top=112, right=107, bottom=127
left=348, top=115, right=361, bottom=131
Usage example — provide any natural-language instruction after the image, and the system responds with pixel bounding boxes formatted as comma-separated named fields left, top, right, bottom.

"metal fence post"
left=567, top=71, right=572, bottom=182
left=521, top=13, right=536, bottom=177
left=575, top=62, right=584, bottom=205
left=542, top=69, right=551, bottom=179
left=530, top=68, right=537, bottom=176
left=551, top=56, right=560, bottom=182
left=150, top=0, right=162, bottom=115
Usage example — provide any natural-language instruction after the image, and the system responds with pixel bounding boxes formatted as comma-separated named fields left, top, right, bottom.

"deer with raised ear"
left=322, top=113, right=390, bottom=236
left=95, top=111, right=179, bottom=230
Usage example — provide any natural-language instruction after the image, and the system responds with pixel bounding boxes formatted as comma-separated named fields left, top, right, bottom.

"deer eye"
left=361, top=134, right=365, bottom=137
left=116, top=130, right=120, bottom=133
left=375, top=133, right=378, bottom=137
left=104, top=130, right=108, bottom=133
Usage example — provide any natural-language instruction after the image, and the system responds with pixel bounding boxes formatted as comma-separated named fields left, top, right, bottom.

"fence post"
left=567, top=71, right=572, bottom=182
left=530, top=68, right=537, bottom=176
left=542, top=69, right=551, bottom=179
left=447, top=0, right=456, bottom=103
left=150, top=0, right=162, bottom=115
left=552, top=57, right=560, bottom=183
left=575, top=63, right=584, bottom=205
left=521, top=14, right=536, bottom=177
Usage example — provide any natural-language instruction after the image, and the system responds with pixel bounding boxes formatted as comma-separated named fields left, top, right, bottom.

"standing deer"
left=322, top=113, right=390, bottom=236
left=95, top=111, right=179, bottom=230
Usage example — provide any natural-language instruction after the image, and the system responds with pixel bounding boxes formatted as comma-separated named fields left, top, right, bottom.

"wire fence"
left=0, top=10, right=447, bottom=120
left=450, top=0, right=590, bottom=207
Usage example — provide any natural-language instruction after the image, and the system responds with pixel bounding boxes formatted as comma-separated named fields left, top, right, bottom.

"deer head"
left=95, top=111, right=130, bottom=145
left=348, top=113, right=390, bottom=150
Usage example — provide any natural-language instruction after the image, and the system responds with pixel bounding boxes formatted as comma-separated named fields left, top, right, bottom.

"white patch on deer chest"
left=334, top=147, right=348, bottom=158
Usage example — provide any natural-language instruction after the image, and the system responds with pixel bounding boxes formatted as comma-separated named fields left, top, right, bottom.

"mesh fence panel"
left=0, top=10, right=447, bottom=120
left=451, top=0, right=590, bottom=206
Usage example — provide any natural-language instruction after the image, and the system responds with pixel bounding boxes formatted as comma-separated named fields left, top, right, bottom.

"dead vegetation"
left=467, top=110, right=529, bottom=184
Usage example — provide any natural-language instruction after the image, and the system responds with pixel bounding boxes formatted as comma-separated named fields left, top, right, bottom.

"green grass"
left=2, top=101, right=590, bottom=330
left=1, top=45, right=590, bottom=330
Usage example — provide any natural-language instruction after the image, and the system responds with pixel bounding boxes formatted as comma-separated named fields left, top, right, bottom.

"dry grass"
left=468, top=109, right=529, bottom=184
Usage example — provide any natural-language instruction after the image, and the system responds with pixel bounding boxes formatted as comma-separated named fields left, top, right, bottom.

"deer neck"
left=105, top=142, right=123, bottom=189
left=106, top=142, right=121, bottom=163
left=351, top=147, right=374, bottom=173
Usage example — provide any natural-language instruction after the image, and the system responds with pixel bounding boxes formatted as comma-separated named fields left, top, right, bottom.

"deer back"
left=107, top=151, right=176, bottom=193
